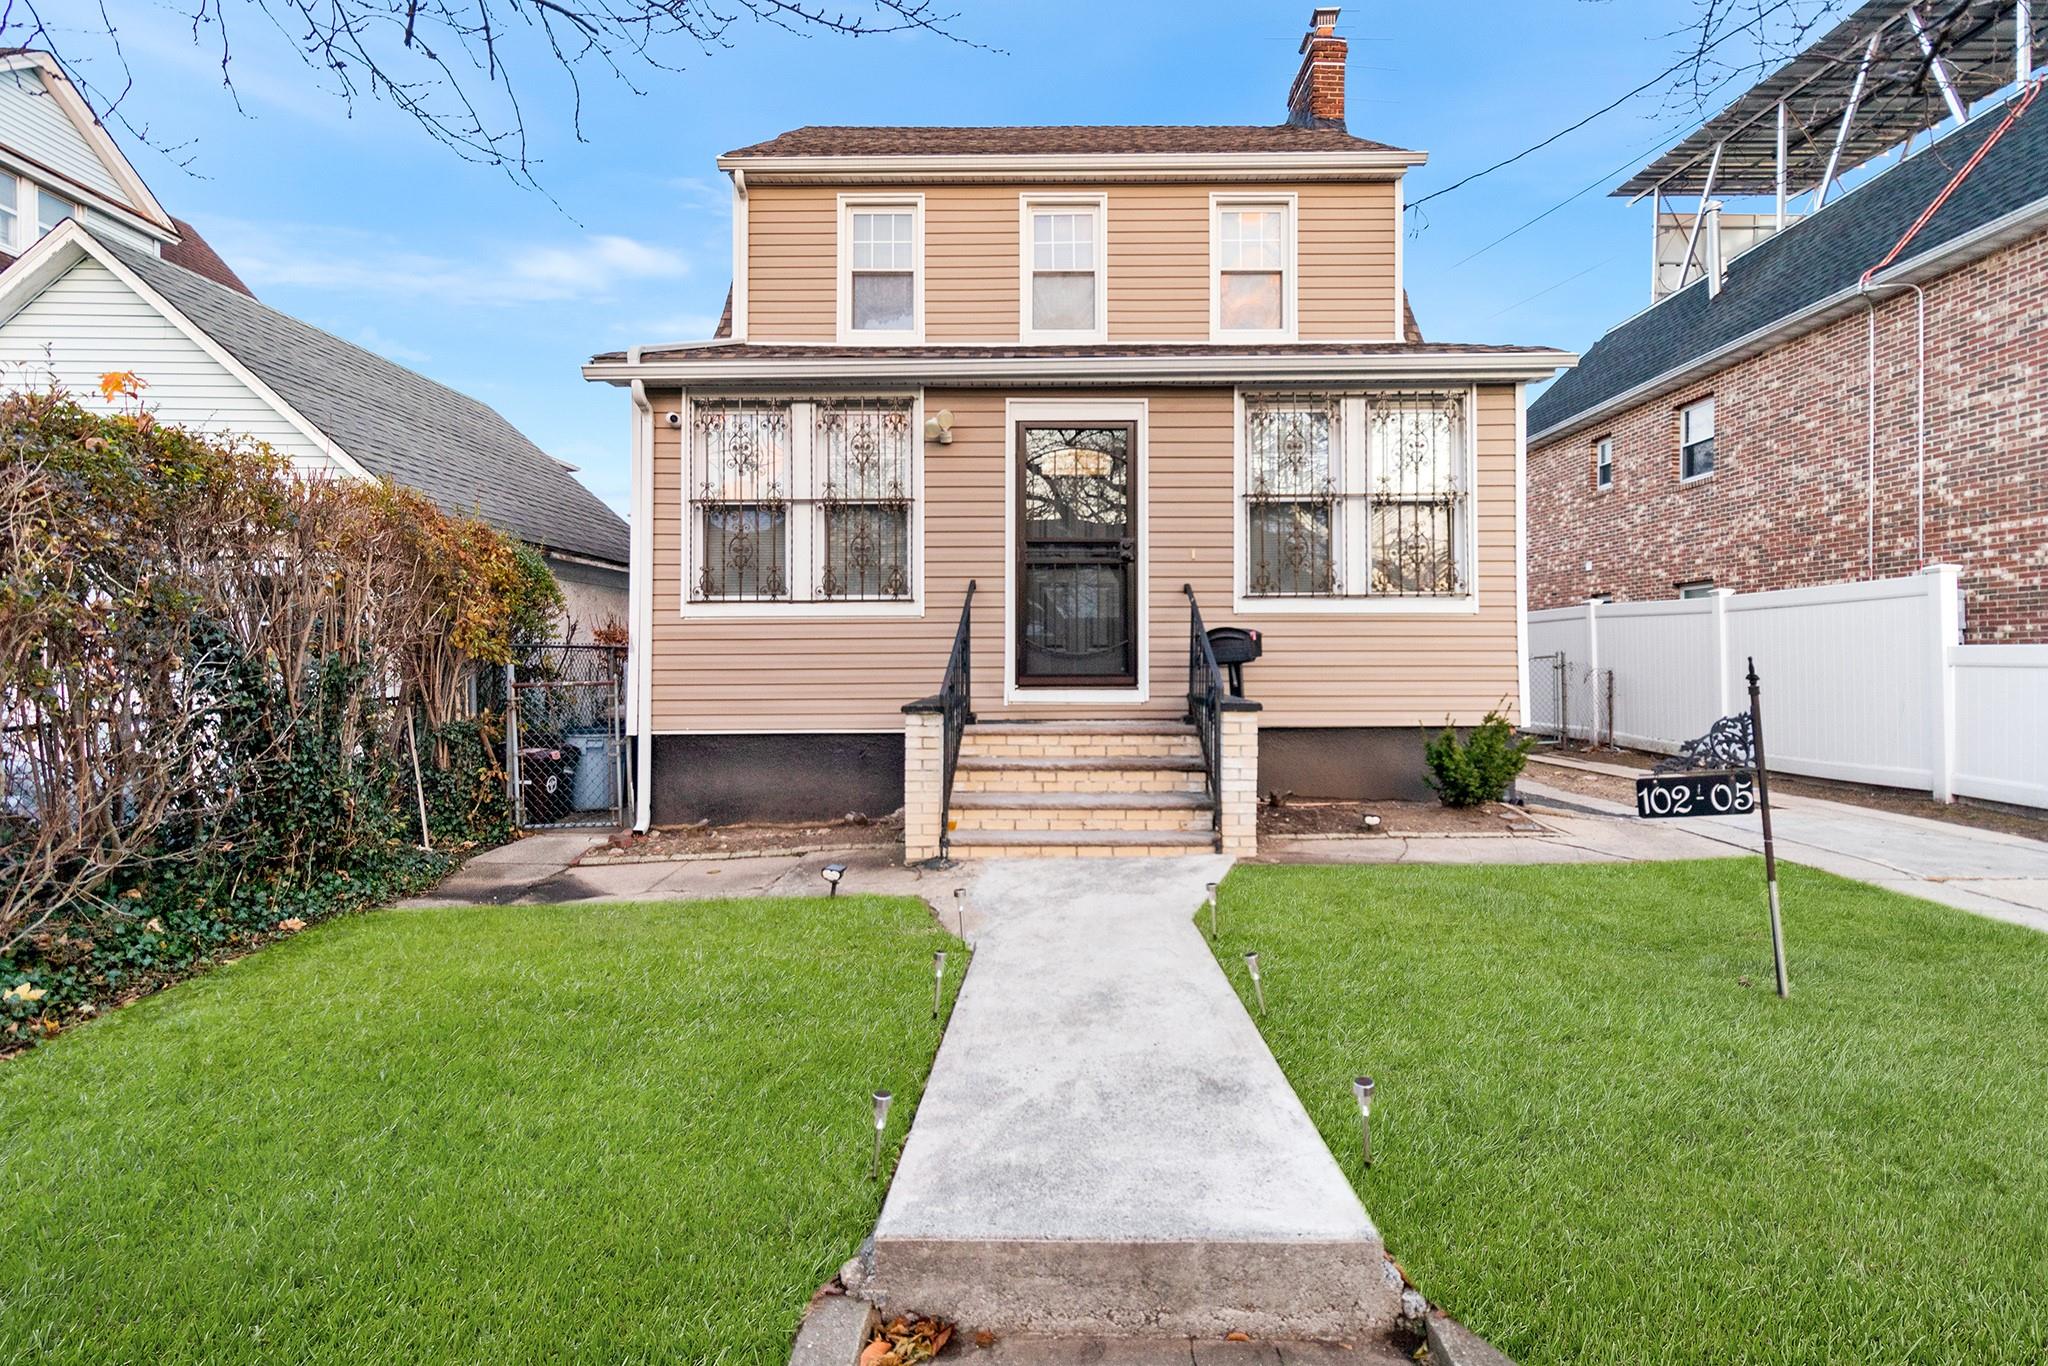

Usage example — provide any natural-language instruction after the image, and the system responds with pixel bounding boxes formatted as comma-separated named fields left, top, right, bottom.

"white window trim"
left=1209, top=192, right=1298, bottom=343
left=1003, top=396, right=1150, bottom=705
left=1230, top=385, right=1480, bottom=616
left=1679, top=396, right=1716, bottom=484
left=1017, top=192, right=1109, bottom=345
left=1594, top=435, right=1614, bottom=491
left=677, top=390, right=927, bottom=620
left=837, top=193, right=925, bottom=346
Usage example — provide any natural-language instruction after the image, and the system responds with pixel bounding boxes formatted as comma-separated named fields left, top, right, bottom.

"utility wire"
left=1483, top=253, right=1621, bottom=321
left=1407, top=0, right=1810, bottom=212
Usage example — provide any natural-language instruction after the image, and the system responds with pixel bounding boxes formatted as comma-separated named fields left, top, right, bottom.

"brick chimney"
left=1286, top=7, right=1347, bottom=129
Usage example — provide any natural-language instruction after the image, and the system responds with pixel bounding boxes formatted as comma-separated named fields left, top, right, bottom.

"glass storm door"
left=1017, top=422, right=1137, bottom=686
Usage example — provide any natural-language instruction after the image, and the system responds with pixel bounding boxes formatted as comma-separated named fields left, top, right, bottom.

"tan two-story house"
left=586, top=8, right=1572, bottom=858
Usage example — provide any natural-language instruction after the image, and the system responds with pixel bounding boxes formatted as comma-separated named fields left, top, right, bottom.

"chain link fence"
left=505, top=644, right=628, bottom=830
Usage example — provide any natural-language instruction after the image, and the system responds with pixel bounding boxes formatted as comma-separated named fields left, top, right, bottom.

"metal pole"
left=1774, top=101, right=1789, bottom=230
left=1908, top=6, right=1969, bottom=125
left=1679, top=141, right=1723, bottom=289
left=1818, top=32, right=1882, bottom=210
left=1649, top=185, right=1662, bottom=297
left=504, top=661, right=522, bottom=830
left=2022, top=0, right=2035, bottom=85
left=1747, top=658, right=1789, bottom=999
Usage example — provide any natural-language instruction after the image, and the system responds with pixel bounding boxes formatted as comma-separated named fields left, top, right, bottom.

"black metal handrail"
left=1183, top=584, right=1256, bottom=834
left=906, top=581, right=976, bottom=860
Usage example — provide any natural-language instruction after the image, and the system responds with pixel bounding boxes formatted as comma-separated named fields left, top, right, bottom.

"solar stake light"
left=870, top=1089, right=893, bottom=1180
left=1353, top=1075, right=1376, bottom=1168
left=821, top=863, right=847, bottom=896
left=1205, top=881, right=1219, bottom=939
left=933, top=950, right=947, bottom=1019
left=952, top=887, right=967, bottom=941
left=1244, top=951, right=1265, bottom=1015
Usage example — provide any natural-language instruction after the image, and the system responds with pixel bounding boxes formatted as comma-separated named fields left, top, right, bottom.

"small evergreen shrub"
left=1423, top=710, right=1537, bottom=807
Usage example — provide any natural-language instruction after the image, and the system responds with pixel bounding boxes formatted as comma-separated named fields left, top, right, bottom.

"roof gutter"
left=1528, top=191, right=2048, bottom=446
left=715, top=148, right=1426, bottom=183
left=583, top=348, right=1574, bottom=387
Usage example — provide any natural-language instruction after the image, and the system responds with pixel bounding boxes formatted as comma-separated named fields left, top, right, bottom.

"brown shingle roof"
left=724, top=125, right=1408, bottom=158
left=161, top=218, right=253, bottom=297
left=594, top=340, right=1551, bottom=365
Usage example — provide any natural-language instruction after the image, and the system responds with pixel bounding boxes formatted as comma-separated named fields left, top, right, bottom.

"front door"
left=1016, top=421, right=1137, bottom=687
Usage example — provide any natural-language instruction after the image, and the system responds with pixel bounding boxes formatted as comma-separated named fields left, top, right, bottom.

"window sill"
left=834, top=329, right=924, bottom=347
left=1232, top=594, right=1479, bottom=617
left=1211, top=328, right=1297, bottom=345
left=1679, top=471, right=1715, bottom=485
left=1018, top=329, right=1110, bottom=346
left=680, top=599, right=925, bottom=622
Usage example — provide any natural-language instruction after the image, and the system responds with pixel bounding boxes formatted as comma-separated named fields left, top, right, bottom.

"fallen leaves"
left=4, top=980, right=48, bottom=1004
left=277, top=918, right=308, bottom=933
left=862, top=1314, right=954, bottom=1365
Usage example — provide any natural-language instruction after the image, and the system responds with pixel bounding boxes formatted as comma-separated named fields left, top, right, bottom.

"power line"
left=1484, top=253, right=1621, bottom=322
left=1407, top=0, right=1813, bottom=212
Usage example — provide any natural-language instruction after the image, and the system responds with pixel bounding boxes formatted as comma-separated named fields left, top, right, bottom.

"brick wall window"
left=1679, top=396, right=1716, bottom=481
left=1594, top=435, right=1613, bottom=490
left=1239, top=389, right=1472, bottom=609
left=686, top=396, right=921, bottom=613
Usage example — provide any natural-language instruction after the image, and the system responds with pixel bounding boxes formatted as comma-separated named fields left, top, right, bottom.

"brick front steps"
left=949, top=721, right=1218, bottom=857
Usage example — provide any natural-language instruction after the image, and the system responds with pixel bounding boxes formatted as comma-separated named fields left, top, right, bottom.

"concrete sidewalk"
left=1526, top=756, right=2048, bottom=933
left=860, top=856, right=1400, bottom=1337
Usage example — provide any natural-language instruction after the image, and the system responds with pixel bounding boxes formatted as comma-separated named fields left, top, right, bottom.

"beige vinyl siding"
left=647, top=383, right=1520, bottom=733
left=742, top=180, right=1399, bottom=343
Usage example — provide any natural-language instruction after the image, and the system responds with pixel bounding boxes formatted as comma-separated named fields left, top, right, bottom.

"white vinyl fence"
left=1528, top=566, right=2048, bottom=810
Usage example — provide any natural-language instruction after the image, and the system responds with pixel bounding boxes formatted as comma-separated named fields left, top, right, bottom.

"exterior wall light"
left=1352, top=1075, right=1375, bottom=1168
left=1244, top=951, right=1265, bottom=1015
left=870, top=1089, right=893, bottom=1180
left=822, top=863, right=846, bottom=896
left=923, top=410, right=954, bottom=444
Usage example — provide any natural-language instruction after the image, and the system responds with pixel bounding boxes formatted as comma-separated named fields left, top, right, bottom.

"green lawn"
left=0, top=897, right=960, bottom=1365
left=1210, top=860, right=2048, bottom=1365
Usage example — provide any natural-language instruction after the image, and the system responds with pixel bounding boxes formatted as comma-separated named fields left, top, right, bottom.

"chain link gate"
left=1527, top=651, right=1567, bottom=740
left=505, top=644, right=628, bottom=830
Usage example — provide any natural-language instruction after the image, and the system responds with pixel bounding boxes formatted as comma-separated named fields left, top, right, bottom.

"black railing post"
left=1183, top=584, right=1253, bottom=837
left=905, top=582, right=977, bottom=862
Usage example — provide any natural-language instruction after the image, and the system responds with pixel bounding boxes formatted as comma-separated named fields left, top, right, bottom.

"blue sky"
left=74, top=1, right=1811, bottom=514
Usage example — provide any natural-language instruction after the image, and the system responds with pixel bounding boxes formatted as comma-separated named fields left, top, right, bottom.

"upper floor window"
left=1594, top=436, right=1613, bottom=490
left=0, top=176, right=77, bottom=253
left=1679, top=397, right=1715, bottom=481
left=1238, top=390, right=1471, bottom=609
left=1677, top=580, right=1716, bottom=599
left=840, top=197, right=922, bottom=343
left=1212, top=196, right=1295, bottom=340
left=686, top=396, right=921, bottom=613
left=1021, top=196, right=1106, bottom=342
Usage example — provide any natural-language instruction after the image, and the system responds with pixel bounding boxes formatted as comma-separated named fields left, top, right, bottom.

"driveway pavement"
left=1525, top=755, right=2048, bottom=934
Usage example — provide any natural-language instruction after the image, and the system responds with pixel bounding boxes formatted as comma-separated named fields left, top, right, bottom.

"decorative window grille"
left=1244, top=398, right=1338, bottom=596
left=1241, top=390, right=1469, bottom=600
left=690, top=397, right=915, bottom=604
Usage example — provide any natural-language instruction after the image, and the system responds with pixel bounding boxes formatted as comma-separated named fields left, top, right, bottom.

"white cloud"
left=206, top=219, right=690, bottom=307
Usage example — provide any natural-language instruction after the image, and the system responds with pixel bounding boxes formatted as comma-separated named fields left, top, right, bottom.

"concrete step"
left=970, top=720, right=1196, bottom=736
left=952, top=790, right=1213, bottom=811
left=953, top=789, right=1214, bottom=837
left=946, top=829, right=1217, bottom=857
left=958, top=754, right=1206, bottom=773
left=953, top=764, right=1210, bottom=797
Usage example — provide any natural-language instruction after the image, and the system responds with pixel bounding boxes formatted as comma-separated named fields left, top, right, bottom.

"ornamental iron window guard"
left=690, top=397, right=914, bottom=603
left=1242, top=390, right=1469, bottom=599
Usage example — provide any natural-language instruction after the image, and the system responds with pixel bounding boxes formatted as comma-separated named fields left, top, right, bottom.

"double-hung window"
left=687, top=397, right=920, bottom=612
left=1679, top=397, right=1715, bottom=480
left=35, top=188, right=72, bottom=237
left=1021, top=196, right=1106, bottom=341
left=841, top=197, right=922, bottom=342
left=1594, top=436, right=1613, bottom=490
left=1240, top=391, right=1472, bottom=608
left=1212, top=196, right=1294, bottom=340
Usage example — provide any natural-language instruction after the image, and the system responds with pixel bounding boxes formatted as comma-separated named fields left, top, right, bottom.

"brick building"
left=1528, top=2, right=2047, bottom=642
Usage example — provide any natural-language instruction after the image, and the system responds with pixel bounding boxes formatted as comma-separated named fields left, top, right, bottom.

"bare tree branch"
left=4, top=0, right=988, bottom=189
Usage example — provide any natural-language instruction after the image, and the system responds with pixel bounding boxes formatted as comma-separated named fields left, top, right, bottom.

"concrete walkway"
left=1526, top=755, right=2048, bottom=933
left=860, top=855, right=1400, bottom=1337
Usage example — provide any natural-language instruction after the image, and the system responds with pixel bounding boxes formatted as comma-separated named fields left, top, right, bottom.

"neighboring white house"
left=0, top=51, right=628, bottom=632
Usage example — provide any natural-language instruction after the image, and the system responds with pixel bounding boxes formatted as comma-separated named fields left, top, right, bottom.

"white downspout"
left=628, top=353, right=655, bottom=832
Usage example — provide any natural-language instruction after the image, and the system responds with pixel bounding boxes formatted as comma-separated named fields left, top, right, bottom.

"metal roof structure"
left=1617, top=0, right=2044, bottom=200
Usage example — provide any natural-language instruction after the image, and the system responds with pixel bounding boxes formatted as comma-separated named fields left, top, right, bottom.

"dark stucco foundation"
left=649, top=732, right=904, bottom=826
left=1258, top=726, right=1436, bottom=802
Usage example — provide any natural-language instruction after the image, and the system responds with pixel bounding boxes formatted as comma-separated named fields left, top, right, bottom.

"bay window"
left=1239, top=390, right=1472, bottom=608
left=687, top=397, right=919, bottom=612
left=840, top=197, right=922, bottom=342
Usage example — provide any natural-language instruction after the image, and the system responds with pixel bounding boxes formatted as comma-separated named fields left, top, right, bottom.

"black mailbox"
left=1205, top=627, right=1262, bottom=698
